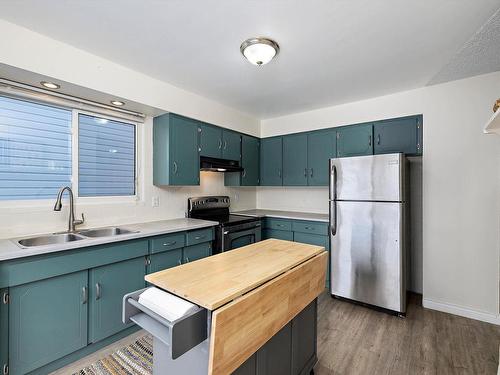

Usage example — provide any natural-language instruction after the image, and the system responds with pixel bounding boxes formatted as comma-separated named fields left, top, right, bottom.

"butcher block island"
left=123, top=239, right=327, bottom=375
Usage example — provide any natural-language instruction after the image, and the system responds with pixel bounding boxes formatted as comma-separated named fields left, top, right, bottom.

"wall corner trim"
left=422, top=298, right=500, bottom=325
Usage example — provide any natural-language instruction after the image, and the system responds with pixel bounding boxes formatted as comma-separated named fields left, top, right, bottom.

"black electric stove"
left=187, top=196, right=261, bottom=253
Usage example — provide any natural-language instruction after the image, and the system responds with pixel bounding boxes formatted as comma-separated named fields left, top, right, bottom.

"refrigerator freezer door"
left=329, top=153, right=404, bottom=202
left=330, top=200, right=405, bottom=312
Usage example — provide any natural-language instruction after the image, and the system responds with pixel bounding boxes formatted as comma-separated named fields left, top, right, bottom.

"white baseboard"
left=422, top=298, right=500, bottom=325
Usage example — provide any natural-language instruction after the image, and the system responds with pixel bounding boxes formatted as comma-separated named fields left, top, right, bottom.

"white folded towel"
left=138, top=287, right=198, bottom=322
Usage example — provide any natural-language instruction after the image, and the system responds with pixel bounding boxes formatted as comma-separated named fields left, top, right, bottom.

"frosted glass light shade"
left=240, top=38, right=279, bottom=66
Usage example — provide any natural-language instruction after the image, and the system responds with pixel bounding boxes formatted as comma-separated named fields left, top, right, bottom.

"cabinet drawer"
left=292, top=221, right=329, bottom=236
left=186, top=228, right=214, bottom=246
left=293, top=232, right=329, bottom=250
left=265, top=218, right=292, bottom=231
left=263, top=229, right=294, bottom=241
left=150, top=233, right=185, bottom=254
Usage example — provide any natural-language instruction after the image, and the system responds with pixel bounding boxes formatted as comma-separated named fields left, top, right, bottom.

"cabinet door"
left=336, top=124, right=373, bottom=157
left=292, top=301, right=317, bottom=375
left=233, top=354, right=256, bottom=375
left=263, top=229, right=294, bottom=241
left=260, top=137, right=283, bottom=186
left=89, top=257, right=146, bottom=343
left=241, top=135, right=260, bottom=186
left=307, top=129, right=336, bottom=186
left=149, top=249, right=183, bottom=274
left=199, top=123, right=222, bottom=158
left=170, top=116, right=200, bottom=185
left=222, top=130, right=241, bottom=161
left=9, top=271, right=88, bottom=375
left=256, top=322, right=292, bottom=375
left=283, top=134, right=308, bottom=186
left=374, top=116, right=421, bottom=155
left=183, top=242, right=212, bottom=263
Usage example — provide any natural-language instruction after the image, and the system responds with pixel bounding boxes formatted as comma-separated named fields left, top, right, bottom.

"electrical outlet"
left=152, top=196, right=160, bottom=207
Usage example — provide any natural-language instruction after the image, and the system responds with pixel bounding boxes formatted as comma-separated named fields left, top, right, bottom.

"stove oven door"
left=223, top=224, right=262, bottom=252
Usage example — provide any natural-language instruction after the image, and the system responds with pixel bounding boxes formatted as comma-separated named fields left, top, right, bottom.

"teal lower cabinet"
left=89, top=257, right=146, bottom=343
left=150, top=248, right=183, bottom=273
left=256, top=323, right=292, bottom=375
left=263, top=218, right=330, bottom=287
left=263, top=229, right=294, bottom=241
left=183, top=242, right=212, bottom=263
left=9, top=271, right=88, bottom=375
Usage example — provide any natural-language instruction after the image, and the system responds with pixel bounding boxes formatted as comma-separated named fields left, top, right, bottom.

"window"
left=0, top=96, right=72, bottom=200
left=0, top=95, right=137, bottom=201
left=78, top=114, right=136, bottom=197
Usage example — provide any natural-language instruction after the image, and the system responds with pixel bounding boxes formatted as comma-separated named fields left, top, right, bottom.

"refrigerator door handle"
left=330, top=164, right=337, bottom=236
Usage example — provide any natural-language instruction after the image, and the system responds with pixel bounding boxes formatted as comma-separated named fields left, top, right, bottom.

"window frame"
left=0, top=96, right=143, bottom=208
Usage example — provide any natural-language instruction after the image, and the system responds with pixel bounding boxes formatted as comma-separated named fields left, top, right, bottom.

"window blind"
left=0, top=96, right=72, bottom=200
left=78, top=114, right=136, bottom=197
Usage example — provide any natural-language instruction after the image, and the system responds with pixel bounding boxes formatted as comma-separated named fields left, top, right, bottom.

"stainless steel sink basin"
left=78, top=227, right=137, bottom=238
left=17, top=233, right=85, bottom=248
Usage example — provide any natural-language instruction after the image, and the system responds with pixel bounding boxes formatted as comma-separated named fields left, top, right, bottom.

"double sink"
left=16, top=227, right=138, bottom=248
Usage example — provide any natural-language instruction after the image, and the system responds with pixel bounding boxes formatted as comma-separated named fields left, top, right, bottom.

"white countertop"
left=233, top=209, right=329, bottom=223
left=0, top=218, right=218, bottom=262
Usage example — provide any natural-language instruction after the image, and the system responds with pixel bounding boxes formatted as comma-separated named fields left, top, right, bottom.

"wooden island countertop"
left=145, top=238, right=325, bottom=310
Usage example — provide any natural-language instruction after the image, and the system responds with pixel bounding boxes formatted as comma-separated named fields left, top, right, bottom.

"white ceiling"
left=0, top=0, right=499, bottom=119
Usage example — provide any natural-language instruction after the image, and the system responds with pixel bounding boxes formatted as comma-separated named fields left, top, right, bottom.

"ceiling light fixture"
left=240, top=37, right=279, bottom=66
left=40, top=81, right=60, bottom=89
left=110, top=100, right=125, bottom=106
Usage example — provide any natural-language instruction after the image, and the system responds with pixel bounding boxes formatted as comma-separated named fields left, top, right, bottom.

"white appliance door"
left=330, top=200, right=405, bottom=313
left=329, top=153, right=404, bottom=202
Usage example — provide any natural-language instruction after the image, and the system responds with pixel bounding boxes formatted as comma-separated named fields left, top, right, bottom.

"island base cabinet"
left=89, top=257, right=146, bottom=344
left=8, top=271, right=88, bottom=375
left=231, top=300, right=317, bottom=375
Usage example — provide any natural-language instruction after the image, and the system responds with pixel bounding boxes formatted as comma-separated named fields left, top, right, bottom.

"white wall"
left=0, top=117, right=256, bottom=238
left=0, top=20, right=259, bottom=238
left=260, top=72, right=500, bottom=322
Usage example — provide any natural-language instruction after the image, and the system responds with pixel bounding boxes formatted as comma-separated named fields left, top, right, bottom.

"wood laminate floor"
left=53, top=291, right=500, bottom=375
left=315, top=291, right=500, bottom=375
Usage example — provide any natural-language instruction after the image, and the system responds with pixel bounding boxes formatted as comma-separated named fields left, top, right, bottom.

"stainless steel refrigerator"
left=329, top=153, right=408, bottom=314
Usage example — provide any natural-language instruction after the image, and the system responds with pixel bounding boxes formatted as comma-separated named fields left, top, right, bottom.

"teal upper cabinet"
left=241, top=135, right=260, bottom=186
left=222, top=130, right=241, bottom=161
left=260, top=136, right=283, bottom=186
left=199, top=123, right=222, bottom=158
left=374, top=115, right=422, bottom=155
left=89, top=257, right=146, bottom=344
left=153, top=113, right=200, bottom=186
left=336, top=123, right=374, bottom=158
left=283, top=134, right=308, bottom=186
left=9, top=271, right=88, bottom=375
left=307, top=129, right=336, bottom=186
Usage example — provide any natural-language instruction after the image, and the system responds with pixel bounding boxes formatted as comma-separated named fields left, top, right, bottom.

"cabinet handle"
left=242, top=170, right=246, bottom=178
left=186, top=257, right=191, bottom=263
left=178, top=259, right=182, bottom=265
left=218, top=139, right=222, bottom=149
left=95, top=283, right=101, bottom=300
left=82, top=286, right=88, bottom=304
left=163, top=241, right=177, bottom=246
left=223, top=140, right=227, bottom=150
left=304, top=168, right=307, bottom=177
left=377, top=134, right=381, bottom=145
left=194, top=235, right=206, bottom=240
left=310, top=168, right=313, bottom=177
left=368, top=135, right=372, bottom=147
left=278, top=169, right=282, bottom=178
left=173, top=161, right=178, bottom=174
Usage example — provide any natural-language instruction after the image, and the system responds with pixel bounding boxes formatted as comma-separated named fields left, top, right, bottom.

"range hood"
left=200, top=156, right=244, bottom=172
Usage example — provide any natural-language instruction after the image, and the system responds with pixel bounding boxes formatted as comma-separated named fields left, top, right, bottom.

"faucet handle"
left=74, top=213, right=85, bottom=226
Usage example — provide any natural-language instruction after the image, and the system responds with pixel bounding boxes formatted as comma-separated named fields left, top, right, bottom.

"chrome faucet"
left=54, top=186, right=85, bottom=233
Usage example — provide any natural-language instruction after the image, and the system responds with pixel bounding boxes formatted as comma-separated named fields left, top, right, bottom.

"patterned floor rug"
left=73, top=335, right=153, bottom=375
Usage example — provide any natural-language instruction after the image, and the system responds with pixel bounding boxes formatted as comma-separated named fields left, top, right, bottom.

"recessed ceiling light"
left=110, top=100, right=125, bottom=106
left=240, top=37, right=279, bottom=66
left=40, top=81, right=60, bottom=89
